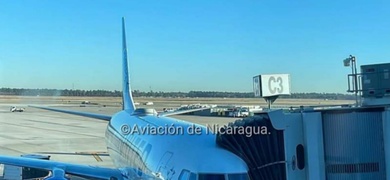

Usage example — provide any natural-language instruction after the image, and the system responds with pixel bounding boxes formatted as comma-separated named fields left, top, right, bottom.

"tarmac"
left=0, top=102, right=237, bottom=179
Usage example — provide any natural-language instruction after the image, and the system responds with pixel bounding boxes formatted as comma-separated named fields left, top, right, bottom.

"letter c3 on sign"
left=268, top=76, right=283, bottom=94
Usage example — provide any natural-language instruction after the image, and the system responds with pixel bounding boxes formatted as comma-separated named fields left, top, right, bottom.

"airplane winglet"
left=158, top=107, right=211, bottom=117
left=122, top=17, right=136, bottom=112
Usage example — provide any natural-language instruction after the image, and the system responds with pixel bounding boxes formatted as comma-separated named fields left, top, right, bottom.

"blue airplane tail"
left=121, top=17, right=136, bottom=112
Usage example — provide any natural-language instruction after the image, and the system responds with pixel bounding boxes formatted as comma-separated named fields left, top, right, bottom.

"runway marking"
left=23, top=119, right=89, bottom=128
left=0, top=122, right=104, bottom=138
left=92, top=154, right=103, bottom=162
left=0, top=145, right=25, bottom=154
left=74, top=152, right=105, bottom=162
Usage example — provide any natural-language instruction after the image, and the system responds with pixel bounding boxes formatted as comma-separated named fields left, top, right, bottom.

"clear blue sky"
left=1, top=1, right=389, bottom=93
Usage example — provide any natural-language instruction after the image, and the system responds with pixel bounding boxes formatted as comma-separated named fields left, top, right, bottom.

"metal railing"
left=347, top=71, right=390, bottom=98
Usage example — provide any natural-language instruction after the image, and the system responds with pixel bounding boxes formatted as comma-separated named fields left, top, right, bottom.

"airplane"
left=0, top=17, right=250, bottom=180
left=10, top=106, right=25, bottom=112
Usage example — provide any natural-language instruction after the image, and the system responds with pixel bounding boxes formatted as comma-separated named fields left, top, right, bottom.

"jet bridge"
left=216, top=113, right=287, bottom=180
left=216, top=106, right=390, bottom=180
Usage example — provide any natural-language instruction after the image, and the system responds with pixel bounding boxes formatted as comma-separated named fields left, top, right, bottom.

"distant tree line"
left=0, top=88, right=355, bottom=100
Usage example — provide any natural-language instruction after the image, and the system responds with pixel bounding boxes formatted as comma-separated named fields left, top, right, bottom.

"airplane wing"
left=29, top=105, right=112, bottom=121
left=37, top=151, right=109, bottom=156
left=158, top=107, right=210, bottom=117
left=0, top=155, right=124, bottom=180
left=30, top=105, right=210, bottom=119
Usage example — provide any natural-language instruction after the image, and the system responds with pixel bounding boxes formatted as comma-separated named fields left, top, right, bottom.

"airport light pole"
left=343, top=55, right=358, bottom=106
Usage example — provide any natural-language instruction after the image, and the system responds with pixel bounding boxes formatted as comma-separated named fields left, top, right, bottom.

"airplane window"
left=198, top=174, right=225, bottom=180
left=228, top=173, right=249, bottom=180
left=139, top=140, right=146, bottom=149
left=135, top=137, right=141, bottom=145
left=179, top=170, right=190, bottom=180
left=189, top=173, right=196, bottom=180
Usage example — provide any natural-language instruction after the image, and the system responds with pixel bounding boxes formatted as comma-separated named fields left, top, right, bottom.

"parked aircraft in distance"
left=10, top=106, right=25, bottom=112
left=0, top=17, right=249, bottom=180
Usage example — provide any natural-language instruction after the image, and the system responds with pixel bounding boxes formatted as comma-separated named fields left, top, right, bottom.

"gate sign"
left=253, top=74, right=291, bottom=97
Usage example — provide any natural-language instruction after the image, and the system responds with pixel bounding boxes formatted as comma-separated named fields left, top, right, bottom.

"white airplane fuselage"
left=105, top=109, right=249, bottom=179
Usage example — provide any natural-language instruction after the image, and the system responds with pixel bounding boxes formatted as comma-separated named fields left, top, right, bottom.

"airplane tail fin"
left=122, top=17, right=136, bottom=112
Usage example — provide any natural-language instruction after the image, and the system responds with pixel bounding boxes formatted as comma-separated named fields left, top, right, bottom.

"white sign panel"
left=253, top=76, right=261, bottom=97
left=253, top=74, right=291, bottom=97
